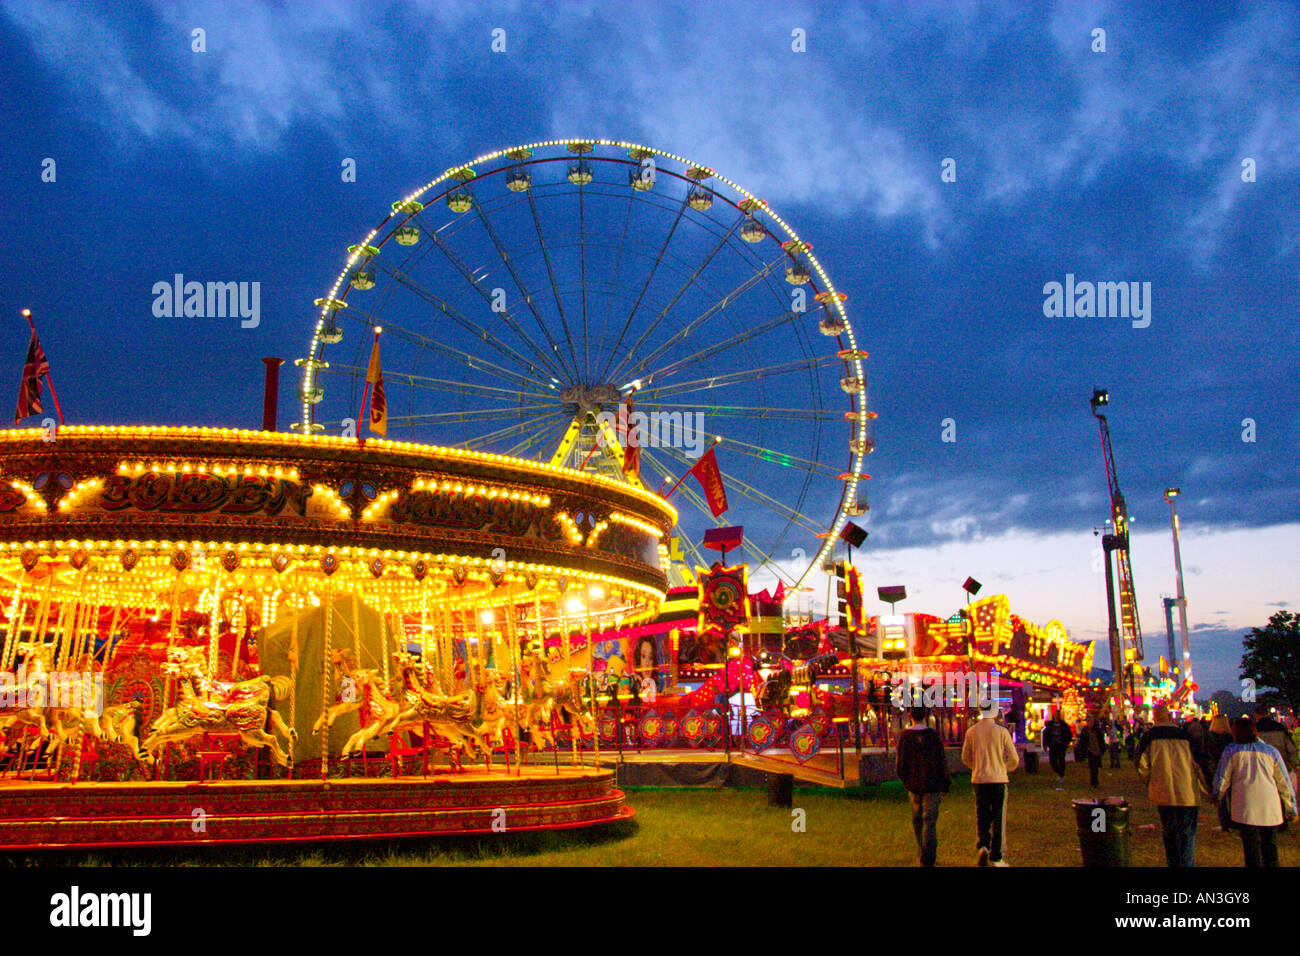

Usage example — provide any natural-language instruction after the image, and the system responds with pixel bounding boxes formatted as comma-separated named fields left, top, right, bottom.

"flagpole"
left=356, top=327, right=382, bottom=443
left=661, top=436, right=722, bottom=501
left=20, top=309, right=65, bottom=425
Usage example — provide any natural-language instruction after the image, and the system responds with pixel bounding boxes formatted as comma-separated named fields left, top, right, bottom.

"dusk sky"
left=1, top=1, right=1296, bottom=696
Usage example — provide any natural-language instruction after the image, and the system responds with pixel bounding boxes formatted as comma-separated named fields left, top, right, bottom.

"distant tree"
left=1209, top=689, right=1248, bottom=720
left=1239, top=610, right=1300, bottom=716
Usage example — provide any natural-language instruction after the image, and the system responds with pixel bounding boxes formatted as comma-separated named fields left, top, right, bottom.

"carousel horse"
left=0, top=644, right=58, bottom=761
left=99, top=700, right=153, bottom=765
left=312, top=648, right=403, bottom=757
left=520, top=642, right=597, bottom=740
left=143, top=646, right=297, bottom=767
left=388, top=653, right=491, bottom=769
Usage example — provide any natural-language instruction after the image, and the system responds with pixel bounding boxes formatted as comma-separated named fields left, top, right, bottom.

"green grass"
left=17, top=760, right=1300, bottom=866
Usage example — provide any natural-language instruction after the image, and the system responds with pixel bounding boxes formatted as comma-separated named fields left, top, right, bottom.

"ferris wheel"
left=296, top=139, right=872, bottom=591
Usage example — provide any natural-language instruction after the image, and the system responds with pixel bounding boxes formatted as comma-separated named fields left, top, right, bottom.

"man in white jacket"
left=1213, top=716, right=1298, bottom=868
left=961, top=702, right=1020, bottom=866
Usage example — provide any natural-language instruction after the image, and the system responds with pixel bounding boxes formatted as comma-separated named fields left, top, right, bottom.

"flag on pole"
left=13, top=330, right=51, bottom=425
left=365, top=333, right=387, bottom=436
left=688, top=446, right=728, bottom=517
left=619, top=394, right=640, bottom=478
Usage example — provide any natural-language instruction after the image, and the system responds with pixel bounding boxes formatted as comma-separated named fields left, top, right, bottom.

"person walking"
left=961, top=701, right=1019, bottom=866
left=1137, top=705, right=1206, bottom=866
left=1205, top=714, right=1233, bottom=777
left=1081, top=715, right=1105, bottom=787
left=895, top=705, right=951, bottom=867
left=1043, top=710, right=1073, bottom=788
left=1213, top=717, right=1298, bottom=867
left=1107, top=718, right=1122, bottom=769
left=1184, top=715, right=1208, bottom=779
left=1254, top=705, right=1298, bottom=775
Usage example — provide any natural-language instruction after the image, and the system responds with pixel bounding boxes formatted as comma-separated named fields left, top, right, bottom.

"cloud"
left=5, top=0, right=1296, bottom=262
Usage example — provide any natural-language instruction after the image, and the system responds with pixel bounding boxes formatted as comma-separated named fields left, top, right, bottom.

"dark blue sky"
left=1, top=1, right=1296, bottom=696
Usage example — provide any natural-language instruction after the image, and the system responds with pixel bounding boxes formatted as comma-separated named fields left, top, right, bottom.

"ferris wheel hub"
left=560, top=383, right=622, bottom=413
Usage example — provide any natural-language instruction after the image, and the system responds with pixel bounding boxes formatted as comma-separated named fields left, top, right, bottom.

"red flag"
left=620, top=395, right=640, bottom=478
left=13, top=332, right=50, bottom=425
left=688, top=446, right=728, bottom=517
left=365, top=335, right=387, bottom=436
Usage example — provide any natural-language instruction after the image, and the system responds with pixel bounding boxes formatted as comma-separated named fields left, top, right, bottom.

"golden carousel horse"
left=311, top=648, right=403, bottom=757
left=143, top=646, right=297, bottom=768
left=388, top=653, right=492, bottom=769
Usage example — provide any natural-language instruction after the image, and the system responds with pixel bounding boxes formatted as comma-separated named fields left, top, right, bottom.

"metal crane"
left=1090, top=389, right=1143, bottom=707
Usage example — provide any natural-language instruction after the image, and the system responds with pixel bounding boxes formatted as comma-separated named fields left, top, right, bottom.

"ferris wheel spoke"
left=580, top=184, right=591, bottom=383
left=368, top=254, right=561, bottom=386
left=525, top=189, right=583, bottom=380
left=459, top=409, right=573, bottom=450
left=321, top=363, right=554, bottom=404
left=409, top=208, right=572, bottom=382
left=600, top=197, right=689, bottom=384
left=639, top=356, right=839, bottom=401
left=598, top=217, right=740, bottom=386
left=634, top=401, right=840, bottom=423
left=468, top=190, right=579, bottom=384
left=652, top=309, right=803, bottom=383
left=507, top=414, right=575, bottom=457
left=593, top=191, right=636, bottom=380
left=362, top=315, right=555, bottom=393
left=653, top=443, right=827, bottom=538
left=700, top=434, right=843, bottom=480
left=613, top=255, right=787, bottom=384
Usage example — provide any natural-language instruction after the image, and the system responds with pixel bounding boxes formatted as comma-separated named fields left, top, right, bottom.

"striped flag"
left=13, top=332, right=50, bottom=425
left=365, top=335, right=386, bottom=436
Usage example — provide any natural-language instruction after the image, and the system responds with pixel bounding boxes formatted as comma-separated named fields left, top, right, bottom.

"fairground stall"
left=564, top=576, right=1096, bottom=786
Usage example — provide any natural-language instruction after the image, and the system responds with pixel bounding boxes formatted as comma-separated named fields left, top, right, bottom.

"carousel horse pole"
left=321, top=576, right=333, bottom=781
left=288, top=574, right=300, bottom=779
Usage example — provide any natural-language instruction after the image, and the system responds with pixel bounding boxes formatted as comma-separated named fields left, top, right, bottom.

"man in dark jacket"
left=1043, top=710, right=1073, bottom=788
left=1254, top=705, right=1298, bottom=773
left=1080, top=715, right=1106, bottom=787
left=895, top=705, right=951, bottom=866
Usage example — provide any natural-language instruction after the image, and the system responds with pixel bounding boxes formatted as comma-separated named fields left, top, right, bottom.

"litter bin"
left=767, top=772, right=794, bottom=808
left=1072, top=797, right=1130, bottom=866
left=1023, top=749, right=1040, bottom=774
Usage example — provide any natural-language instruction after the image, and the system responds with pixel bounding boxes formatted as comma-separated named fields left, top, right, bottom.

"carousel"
left=0, top=425, right=672, bottom=848
left=3, top=137, right=875, bottom=848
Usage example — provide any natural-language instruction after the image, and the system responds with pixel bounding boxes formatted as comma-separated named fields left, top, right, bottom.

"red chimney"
left=261, top=357, right=283, bottom=431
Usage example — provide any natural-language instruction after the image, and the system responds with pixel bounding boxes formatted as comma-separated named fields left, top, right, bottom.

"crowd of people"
left=895, top=701, right=1298, bottom=867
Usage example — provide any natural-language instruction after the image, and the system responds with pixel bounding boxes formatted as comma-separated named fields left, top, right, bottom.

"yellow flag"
left=366, top=336, right=386, bottom=436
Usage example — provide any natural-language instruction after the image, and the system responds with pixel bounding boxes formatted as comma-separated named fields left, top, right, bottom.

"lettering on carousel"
left=96, top=472, right=312, bottom=517
left=388, top=488, right=564, bottom=541
left=590, top=521, right=659, bottom=565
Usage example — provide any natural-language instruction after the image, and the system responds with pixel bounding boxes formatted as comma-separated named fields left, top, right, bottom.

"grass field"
left=37, top=758, right=1300, bottom=867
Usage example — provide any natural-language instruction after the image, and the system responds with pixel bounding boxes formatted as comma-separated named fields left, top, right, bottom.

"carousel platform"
left=0, top=767, right=630, bottom=851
